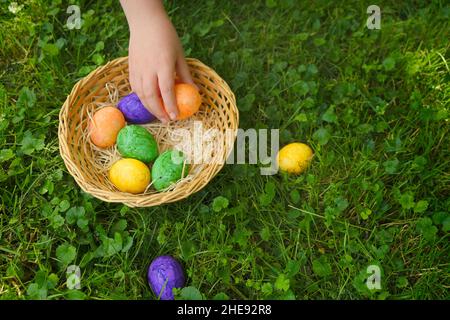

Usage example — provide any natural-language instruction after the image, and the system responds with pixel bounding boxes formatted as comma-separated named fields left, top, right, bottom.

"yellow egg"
left=277, top=143, right=313, bottom=174
left=109, top=158, right=150, bottom=194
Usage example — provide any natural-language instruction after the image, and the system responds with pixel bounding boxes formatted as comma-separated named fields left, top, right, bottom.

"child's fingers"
left=139, top=75, right=169, bottom=123
left=129, top=64, right=140, bottom=94
left=158, top=68, right=178, bottom=121
left=176, top=55, right=197, bottom=88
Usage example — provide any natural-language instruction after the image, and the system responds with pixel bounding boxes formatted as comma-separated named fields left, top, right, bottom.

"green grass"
left=0, top=0, right=449, bottom=300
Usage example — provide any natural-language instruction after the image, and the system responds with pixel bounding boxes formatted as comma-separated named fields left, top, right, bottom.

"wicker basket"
left=58, top=57, right=238, bottom=207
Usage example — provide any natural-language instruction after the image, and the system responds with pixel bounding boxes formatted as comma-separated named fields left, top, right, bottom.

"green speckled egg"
left=117, top=125, right=158, bottom=163
left=152, top=150, right=189, bottom=191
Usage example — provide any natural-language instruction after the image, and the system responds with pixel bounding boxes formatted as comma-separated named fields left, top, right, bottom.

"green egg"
left=152, top=150, right=189, bottom=191
left=117, top=125, right=158, bottom=163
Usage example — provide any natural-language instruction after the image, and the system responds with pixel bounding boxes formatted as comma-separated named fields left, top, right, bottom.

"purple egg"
left=117, top=92, right=156, bottom=124
left=147, top=255, right=185, bottom=300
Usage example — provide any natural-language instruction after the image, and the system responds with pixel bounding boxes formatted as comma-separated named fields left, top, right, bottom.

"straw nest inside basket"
left=86, top=82, right=225, bottom=194
left=59, top=57, right=238, bottom=207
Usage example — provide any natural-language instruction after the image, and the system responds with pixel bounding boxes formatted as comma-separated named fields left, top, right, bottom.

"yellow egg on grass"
left=109, top=158, right=150, bottom=194
left=277, top=143, right=314, bottom=174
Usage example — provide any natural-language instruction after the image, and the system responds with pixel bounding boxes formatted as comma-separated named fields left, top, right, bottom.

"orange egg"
left=89, top=107, right=126, bottom=148
left=176, top=83, right=202, bottom=120
left=166, top=83, right=201, bottom=120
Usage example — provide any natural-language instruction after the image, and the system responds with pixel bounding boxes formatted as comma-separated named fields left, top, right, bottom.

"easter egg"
left=160, top=83, right=201, bottom=120
left=147, top=255, right=185, bottom=300
left=277, top=142, right=313, bottom=174
left=118, top=92, right=156, bottom=124
left=117, top=125, right=158, bottom=163
left=175, top=83, right=202, bottom=120
left=89, top=107, right=126, bottom=148
left=109, top=158, right=150, bottom=194
left=151, top=150, right=189, bottom=191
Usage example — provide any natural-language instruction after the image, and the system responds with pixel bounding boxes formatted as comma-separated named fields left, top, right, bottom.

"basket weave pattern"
left=59, top=57, right=238, bottom=207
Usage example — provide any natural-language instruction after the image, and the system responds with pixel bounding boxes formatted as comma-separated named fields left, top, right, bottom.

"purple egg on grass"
left=147, top=255, right=185, bottom=300
left=117, top=92, right=156, bottom=124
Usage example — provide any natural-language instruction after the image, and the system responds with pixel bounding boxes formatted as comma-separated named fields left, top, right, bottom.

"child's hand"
left=120, top=0, right=195, bottom=123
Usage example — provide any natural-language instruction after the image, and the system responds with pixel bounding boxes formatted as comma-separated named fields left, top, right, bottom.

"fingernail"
left=169, top=112, right=177, bottom=120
